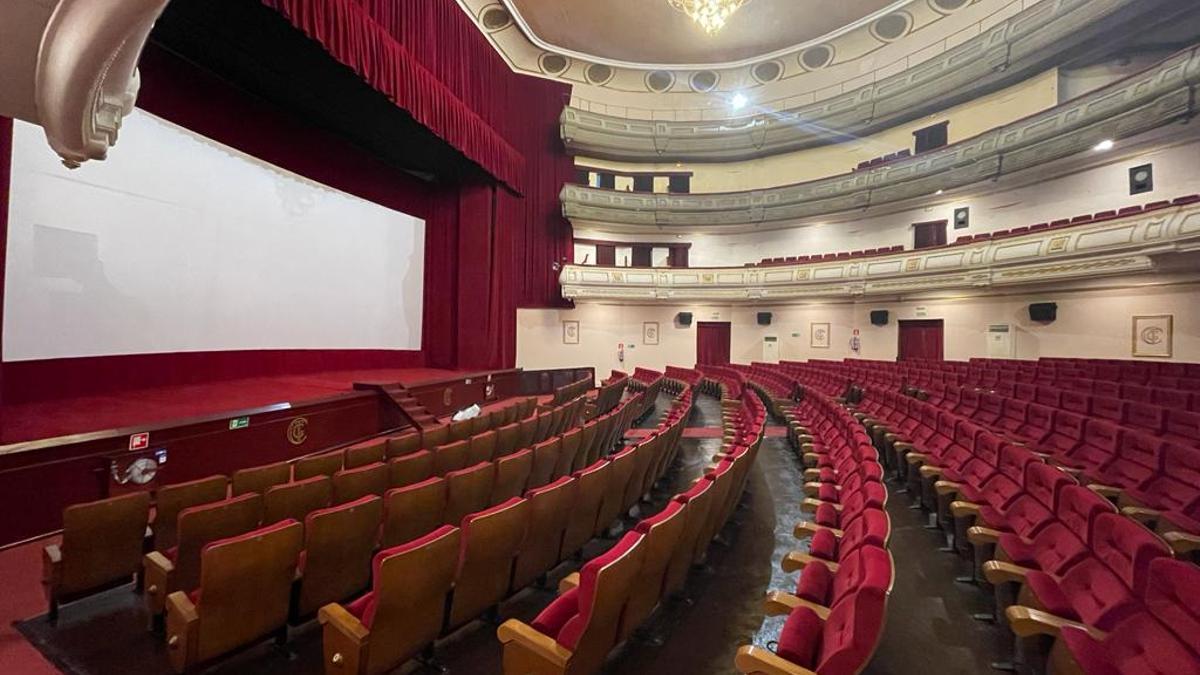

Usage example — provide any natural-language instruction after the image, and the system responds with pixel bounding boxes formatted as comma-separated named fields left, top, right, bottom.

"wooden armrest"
left=319, top=602, right=370, bottom=642
left=1055, top=465, right=1084, bottom=479
left=496, top=619, right=572, bottom=669
left=781, top=551, right=837, bottom=575
left=905, top=452, right=927, bottom=465
left=1087, top=484, right=1122, bottom=499
left=1119, top=506, right=1161, bottom=525
left=802, top=468, right=822, bottom=481
left=42, top=544, right=62, bottom=589
left=318, top=603, right=370, bottom=673
left=967, top=526, right=1002, bottom=547
left=795, top=435, right=814, bottom=445
left=800, top=498, right=837, bottom=513
left=982, top=560, right=1032, bottom=586
left=143, top=551, right=175, bottom=614
left=934, top=480, right=962, bottom=497
left=763, top=591, right=831, bottom=619
left=949, top=500, right=981, bottom=519
left=802, top=482, right=826, bottom=497
left=1005, top=606, right=1105, bottom=641
left=1162, top=530, right=1200, bottom=555
left=735, top=645, right=817, bottom=675
left=919, top=465, right=943, bottom=479
left=891, top=440, right=913, bottom=451
left=165, top=591, right=200, bottom=672
left=558, top=572, right=580, bottom=595
left=793, top=521, right=842, bottom=540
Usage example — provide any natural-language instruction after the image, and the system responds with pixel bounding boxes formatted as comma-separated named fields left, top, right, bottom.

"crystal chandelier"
left=668, top=0, right=751, bottom=35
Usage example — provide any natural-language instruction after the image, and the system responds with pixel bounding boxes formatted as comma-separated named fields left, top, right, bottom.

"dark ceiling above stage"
left=149, top=0, right=491, bottom=186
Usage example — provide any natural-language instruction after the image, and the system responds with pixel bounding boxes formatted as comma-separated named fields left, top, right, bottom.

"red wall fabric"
left=697, top=322, right=732, bottom=366
left=0, top=116, right=12, bottom=418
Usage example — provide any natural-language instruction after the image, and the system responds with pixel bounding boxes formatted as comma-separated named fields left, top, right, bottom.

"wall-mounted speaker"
left=1129, top=164, right=1153, bottom=195
left=757, top=312, right=773, bottom=326
left=953, top=207, right=970, bottom=229
left=677, top=312, right=693, bottom=326
left=870, top=310, right=889, bottom=326
left=1029, top=302, right=1057, bottom=323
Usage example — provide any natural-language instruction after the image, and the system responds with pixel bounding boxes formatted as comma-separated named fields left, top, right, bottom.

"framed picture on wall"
left=811, top=322, right=831, bottom=349
left=1132, top=315, right=1172, bottom=358
left=643, top=322, right=660, bottom=345
left=562, top=320, right=580, bottom=345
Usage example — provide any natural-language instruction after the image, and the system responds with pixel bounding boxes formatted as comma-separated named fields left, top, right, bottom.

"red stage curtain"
left=0, top=116, right=11, bottom=417
left=696, top=322, right=732, bottom=366
left=898, top=320, right=945, bottom=360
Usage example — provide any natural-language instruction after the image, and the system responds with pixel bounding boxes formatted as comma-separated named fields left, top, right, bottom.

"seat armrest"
left=763, top=591, right=831, bottom=619
left=800, top=498, right=838, bottom=513
left=1162, top=530, right=1200, bottom=556
left=793, top=521, right=842, bottom=540
left=919, top=465, right=943, bottom=479
left=802, top=468, right=821, bottom=481
left=802, top=482, right=824, bottom=497
left=967, top=526, right=1002, bottom=547
left=934, top=480, right=962, bottom=497
left=143, top=551, right=175, bottom=615
left=982, top=560, right=1032, bottom=586
left=42, top=544, right=63, bottom=592
left=949, top=500, right=981, bottom=519
left=558, top=572, right=581, bottom=595
left=496, top=619, right=572, bottom=669
left=318, top=603, right=370, bottom=673
left=1005, top=605, right=1105, bottom=640
left=165, top=591, right=200, bottom=673
left=735, top=645, right=817, bottom=675
left=891, top=440, right=913, bottom=451
left=781, top=551, right=838, bottom=575
left=905, top=452, right=928, bottom=465
left=1086, top=484, right=1122, bottom=500
left=1119, top=506, right=1161, bottom=525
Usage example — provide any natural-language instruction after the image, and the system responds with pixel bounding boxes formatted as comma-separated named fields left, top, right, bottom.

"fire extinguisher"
left=618, top=342, right=625, bottom=363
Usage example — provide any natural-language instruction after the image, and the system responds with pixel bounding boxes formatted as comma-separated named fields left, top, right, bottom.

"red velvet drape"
left=0, top=116, right=12, bottom=418
left=696, top=322, right=732, bottom=366
left=898, top=320, right=945, bottom=360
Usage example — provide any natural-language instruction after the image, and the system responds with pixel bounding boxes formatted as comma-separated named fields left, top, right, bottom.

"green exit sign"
left=229, top=416, right=250, bottom=430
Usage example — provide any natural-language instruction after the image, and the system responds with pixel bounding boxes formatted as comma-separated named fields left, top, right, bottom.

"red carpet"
left=0, top=536, right=59, bottom=674
left=627, top=426, right=789, bottom=440
left=1, top=368, right=460, bottom=445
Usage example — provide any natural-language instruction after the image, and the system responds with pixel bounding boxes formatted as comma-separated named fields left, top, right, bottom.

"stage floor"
left=0, top=368, right=460, bottom=445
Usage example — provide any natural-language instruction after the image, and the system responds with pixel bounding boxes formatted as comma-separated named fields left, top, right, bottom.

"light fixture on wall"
left=730, top=92, right=748, bottom=111
left=1093, top=139, right=1114, bottom=152
left=668, top=0, right=751, bottom=35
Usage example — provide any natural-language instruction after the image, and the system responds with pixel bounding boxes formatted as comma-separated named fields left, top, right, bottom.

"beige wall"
left=517, top=282, right=1200, bottom=374
left=576, top=69, right=1060, bottom=193
left=575, top=135, right=1200, bottom=267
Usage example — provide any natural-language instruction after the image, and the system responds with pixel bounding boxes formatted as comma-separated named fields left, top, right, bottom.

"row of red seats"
left=756, top=245, right=906, bottom=266
left=839, top=356, right=1200, bottom=390
left=736, top=375, right=892, bottom=674
left=849, top=384, right=1200, bottom=673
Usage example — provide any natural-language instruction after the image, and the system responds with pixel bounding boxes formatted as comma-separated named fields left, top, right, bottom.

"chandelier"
left=668, top=0, right=752, bottom=35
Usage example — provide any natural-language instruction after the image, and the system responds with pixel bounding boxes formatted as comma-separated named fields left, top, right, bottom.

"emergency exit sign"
left=229, top=416, right=250, bottom=430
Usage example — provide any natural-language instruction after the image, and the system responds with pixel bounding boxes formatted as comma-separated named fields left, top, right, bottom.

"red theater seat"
left=735, top=588, right=887, bottom=675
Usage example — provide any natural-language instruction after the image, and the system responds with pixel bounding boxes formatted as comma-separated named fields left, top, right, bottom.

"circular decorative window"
left=929, top=0, right=969, bottom=14
left=539, top=53, right=569, bottom=76
left=690, top=70, right=719, bottom=93
left=585, top=63, right=615, bottom=85
left=646, top=70, right=676, bottom=93
left=479, top=4, right=513, bottom=31
left=799, top=45, right=835, bottom=71
left=752, top=61, right=784, bottom=84
left=871, top=12, right=912, bottom=42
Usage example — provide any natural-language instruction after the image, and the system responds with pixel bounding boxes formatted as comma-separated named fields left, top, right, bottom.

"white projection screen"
left=4, top=111, right=425, bottom=361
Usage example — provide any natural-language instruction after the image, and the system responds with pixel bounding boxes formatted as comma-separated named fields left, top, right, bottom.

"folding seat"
left=619, top=500, right=688, bottom=640
left=662, top=478, right=717, bottom=598
left=344, top=438, right=386, bottom=469
left=1035, top=409, right=1086, bottom=458
left=764, top=544, right=893, bottom=615
left=512, top=476, right=578, bottom=590
left=144, top=493, right=263, bottom=619
left=558, top=427, right=584, bottom=476
left=975, top=392, right=1004, bottom=425
left=492, top=448, right=534, bottom=505
left=1089, top=380, right=1121, bottom=398
left=433, top=440, right=471, bottom=476
left=1091, top=431, right=1162, bottom=491
left=532, top=411, right=553, bottom=445
left=593, top=447, right=639, bottom=538
left=231, top=461, right=290, bottom=496
left=165, top=520, right=302, bottom=674
left=386, top=431, right=421, bottom=458
left=1014, top=402, right=1054, bottom=444
left=386, top=450, right=435, bottom=489
left=621, top=438, right=658, bottom=513
left=995, top=398, right=1028, bottom=436
left=496, top=423, right=520, bottom=458
left=1124, top=401, right=1166, bottom=434
left=950, top=446, right=1038, bottom=539
left=1150, top=386, right=1189, bottom=411
left=790, top=508, right=890, bottom=570
left=263, top=475, right=332, bottom=530
left=448, top=419, right=473, bottom=444
left=469, top=429, right=498, bottom=465
left=293, top=496, right=383, bottom=620
left=498, top=531, right=646, bottom=675
left=956, top=387, right=981, bottom=417
left=1034, top=558, right=1200, bottom=675
left=1014, top=382, right=1037, bottom=402
left=1060, top=390, right=1092, bottom=416
left=444, top=461, right=496, bottom=526
left=421, top=424, right=449, bottom=450
left=447, top=497, right=531, bottom=630
left=319, top=525, right=460, bottom=675
left=1121, top=442, right=1200, bottom=514
left=735, top=588, right=887, bottom=675
left=470, top=412, right=493, bottom=436
left=529, top=437, right=562, bottom=489
left=561, top=460, right=612, bottom=561
left=1035, top=386, right=1062, bottom=409
left=1164, top=409, right=1200, bottom=445
left=44, top=492, right=151, bottom=623
left=517, top=416, right=538, bottom=449
left=152, top=475, right=229, bottom=552
left=1056, top=419, right=1123, bottom=475
left=332, top=462, right=388, bottom=504
left=295, top=451, right=345, bottom=481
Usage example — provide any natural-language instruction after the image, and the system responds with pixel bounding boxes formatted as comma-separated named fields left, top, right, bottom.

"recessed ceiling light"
left=935, top=189, right=944, bottom=195
left=1094, top=139, right=1114, bottom=151
left=731, top=93, right=748, bottom=111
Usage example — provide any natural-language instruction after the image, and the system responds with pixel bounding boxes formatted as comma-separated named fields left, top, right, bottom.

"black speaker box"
left=1129, top=164, right=1153, bottom=195
left=677, top=312, right=693, bottom=326
left=1029, top=302, right=1058, bottom=322
left=870, top=310, right=889, bottom=326
left=757, top=312, right=773, bottom=326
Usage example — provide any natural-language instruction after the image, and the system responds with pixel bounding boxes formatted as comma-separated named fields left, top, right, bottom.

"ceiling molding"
left=561, top=46, right=1200, bottom=232
left=559, top=202, right=1200, bottom=302
left=560, top=0, right=1198, bottom=161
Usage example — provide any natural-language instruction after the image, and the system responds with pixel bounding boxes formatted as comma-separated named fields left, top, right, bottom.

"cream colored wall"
left=575, top=135, right=1200, bottom=267
left=517, top=282, right=1200, bottom=373
left=576, top=69, right=1059, bottom=193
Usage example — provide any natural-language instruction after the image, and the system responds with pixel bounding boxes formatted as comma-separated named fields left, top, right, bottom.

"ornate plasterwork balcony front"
left=0, top=0, right=168, bottom=167
left=561, top=47, right=1200, bottom=233
left=560, top=0, right=1194, bottom=162
left=559, top=202, right=1200, bottom=302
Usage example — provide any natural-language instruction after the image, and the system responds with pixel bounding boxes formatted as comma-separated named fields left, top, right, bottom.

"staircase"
left=355, top=382, right=439, bottom=431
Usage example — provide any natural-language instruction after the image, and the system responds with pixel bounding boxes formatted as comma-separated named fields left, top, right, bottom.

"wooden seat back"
left=344, top=439, right=386, bottom=469
left=448, top=419, right=473, bottom=444
left=594, top=447, right=638, bottom=537
left=295, top=496, right=383, bottom=618
left=263, top=476, right=331, bottom=531
left=468, top=429, right=497, bottom=465
left=231, top=462, right=290, bottom=497
left=561, top=460, right=611, bottom=560
left=433, top=440, right=471, bottom=476
left=420, top=424, right=449, bottom=450
left=558, top=428, right=583, bottom=477
left=447, top=497, right=530, bottom=629
left=174, top=494, right=263, bottom=593
left=496, top=423, right=520, bottom=458
left=57, top=492, right=151, bottom=597
left=512, top=476, right=577, bottom=590
left=294, top=451, right=343, bottom=481
left=621, top=501, right=687, bottom=640
left=528, top=438, right=561, bottom=490
left=385, top=432, right=420, bottom=458
left=154, top=475, right=228, bottom=552
left=491, top=449, right=533, bottom=505
left=381, top=477, right=448, bottom=548
left=444, top=462, right=496, bottom=526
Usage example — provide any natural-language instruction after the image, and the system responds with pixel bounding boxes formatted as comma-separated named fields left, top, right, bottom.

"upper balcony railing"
left=560, top=0, right=1192, bottom=162
left=561, top=46, right=1200, bottom=233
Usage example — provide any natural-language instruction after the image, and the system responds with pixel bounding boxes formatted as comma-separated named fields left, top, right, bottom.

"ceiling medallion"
left=668, top=0, right=752, bottom=35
